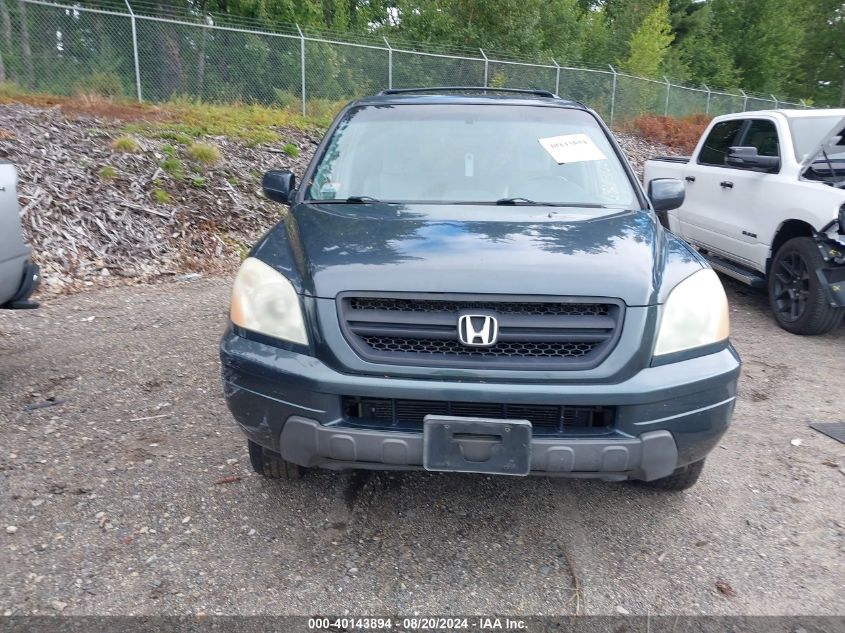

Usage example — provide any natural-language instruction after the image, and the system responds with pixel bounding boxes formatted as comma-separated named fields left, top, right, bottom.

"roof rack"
left=378, top=87, right=557, bottom=98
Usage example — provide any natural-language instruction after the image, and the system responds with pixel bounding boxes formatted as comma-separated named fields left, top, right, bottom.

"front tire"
left=768, top=237, right=843, bottom=335
left=638, top=459, right=705, bottom=491
left=247, top=439, right=304, bottom=479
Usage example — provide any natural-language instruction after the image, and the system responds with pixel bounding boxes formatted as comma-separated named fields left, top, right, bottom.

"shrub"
left=111, top=135, right=140, bottom=153
left=244, top=128, right=279, bottom=147
left=273, top=89, right=299, bottom=110
left=630, top=114, right=711, bottom=154
left=186, top=142, right=221, bottom=165
left=153, top=188, right=171, bottom=204
left=77, top=72, right=124, bottom=99
left=161, top=157, right=184, bottom=180
left=99, top=165, right=117, bottom=181
left=282, top=143, right=299, bottom=158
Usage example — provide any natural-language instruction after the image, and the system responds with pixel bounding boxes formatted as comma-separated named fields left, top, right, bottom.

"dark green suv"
left=220, top=88, right=740, bottom=490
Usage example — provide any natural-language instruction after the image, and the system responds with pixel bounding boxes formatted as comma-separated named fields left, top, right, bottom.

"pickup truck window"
left=306, top=104, right=636, bottom=209
left=698, top=120, right=744, bottom=166
left=743, top=119, right=779, bottom=157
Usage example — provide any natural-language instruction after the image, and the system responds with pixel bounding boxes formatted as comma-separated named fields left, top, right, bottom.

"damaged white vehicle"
left=644, top=109, right=845, bottom=335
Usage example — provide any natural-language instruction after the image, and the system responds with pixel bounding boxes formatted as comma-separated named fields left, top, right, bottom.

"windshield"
left=306, top=104, right=637, bottom=208
left=789, top=115, right=845, bottom=161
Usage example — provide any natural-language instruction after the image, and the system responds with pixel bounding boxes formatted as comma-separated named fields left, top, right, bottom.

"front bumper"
left=220, top=329, right=740, bottom=481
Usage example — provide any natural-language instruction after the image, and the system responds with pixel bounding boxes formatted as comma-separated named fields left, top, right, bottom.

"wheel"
left=247, top=439, right=304, bottom=479
left=638, top=459, right=705, bottom=491
left=768, top=237, right=844, bottom=335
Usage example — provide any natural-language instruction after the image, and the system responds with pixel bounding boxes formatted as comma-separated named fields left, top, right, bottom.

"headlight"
left=230, top=257, right=308, bottom=345
left=654, top=269, right=729, bottom=357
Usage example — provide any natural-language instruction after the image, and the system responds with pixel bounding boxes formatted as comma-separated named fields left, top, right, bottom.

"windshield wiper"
left=345, top=196, right=381, bottom=203
left=496, top=197, right=536, bottom=205
left=494, top=198, right=610, bottom=208
left=308, top=196, right=384, bottom=204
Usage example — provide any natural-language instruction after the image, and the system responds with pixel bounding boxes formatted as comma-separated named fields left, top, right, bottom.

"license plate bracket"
left=423, top=415, right=532, bottom=476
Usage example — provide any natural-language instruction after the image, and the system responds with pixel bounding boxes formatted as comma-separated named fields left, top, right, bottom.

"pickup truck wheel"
left=638, top=459, right=705, bottom=491
left=769, top=237, right=844, bottom=335
left=247, top=439, right=304, bottom=480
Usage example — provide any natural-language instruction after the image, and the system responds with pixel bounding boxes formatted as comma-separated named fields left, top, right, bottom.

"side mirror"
left=725, top=146, right=780, bottom=172
left=262, top=170, right=295, bottom=204
left=648, top=178, right=685, bottom=213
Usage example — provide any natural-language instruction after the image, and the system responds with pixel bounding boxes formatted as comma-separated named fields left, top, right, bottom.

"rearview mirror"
left=648, top=178, right=685, bottom=213
left=262, top=170, right=295, bottom=204
left=725, top=146, right=780, bottom=172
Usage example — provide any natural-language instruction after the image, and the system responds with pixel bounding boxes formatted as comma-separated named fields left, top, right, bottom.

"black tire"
left=768, top=237, right=844, bottom=335
left=247, top=439, right=304, bottom=480
left=638, top=459, right=705, bottom=491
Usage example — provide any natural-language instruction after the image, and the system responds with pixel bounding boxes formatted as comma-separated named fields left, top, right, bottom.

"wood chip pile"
left=0, top=103, right=319, bottom=293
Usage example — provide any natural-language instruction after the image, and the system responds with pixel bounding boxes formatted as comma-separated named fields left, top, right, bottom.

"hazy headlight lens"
left=230, top=257, right=308, bottom=346
left=654, top=269, right=729, bottom=357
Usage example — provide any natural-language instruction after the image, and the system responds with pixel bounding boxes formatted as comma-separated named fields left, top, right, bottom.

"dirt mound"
left=1, top=103, right=319, bottom=293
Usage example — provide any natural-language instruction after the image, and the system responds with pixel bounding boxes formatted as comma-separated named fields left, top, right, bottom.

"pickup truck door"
left=676, top=119, right=748, bottom=259
left=678, top=117, right=782, bottom=271
left=712, top=118, right=783, bottom=269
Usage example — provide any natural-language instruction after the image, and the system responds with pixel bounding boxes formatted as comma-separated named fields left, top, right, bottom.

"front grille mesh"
left=339, top=293, right=622, bottom=370
left=361, top=336, right=599, bottom=358
left=349, top=297, right=610, bottom=316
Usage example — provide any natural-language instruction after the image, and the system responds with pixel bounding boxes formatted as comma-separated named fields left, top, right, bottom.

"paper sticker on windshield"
left=538, top=134, right=607, bottom=164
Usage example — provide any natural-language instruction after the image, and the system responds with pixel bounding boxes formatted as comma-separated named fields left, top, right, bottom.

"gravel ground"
left=0, top=276, right=843, bottom=616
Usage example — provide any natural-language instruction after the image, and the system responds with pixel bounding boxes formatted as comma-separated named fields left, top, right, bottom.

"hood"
left=257, top=203, right=702, bottom=306
left=799, top=114, right=845, bottom=169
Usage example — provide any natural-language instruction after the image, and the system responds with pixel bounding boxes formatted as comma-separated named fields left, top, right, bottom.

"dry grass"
left=627, top=114, right=712, bottom=154
left=111, top=135, right=141, bottom=153
left=186, top=142, right=221, bottom=165
left=0, top=83, right=330, bottom=141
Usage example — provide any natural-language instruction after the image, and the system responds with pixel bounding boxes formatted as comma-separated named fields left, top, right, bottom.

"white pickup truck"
left=644, top=109, right=845, bottom=335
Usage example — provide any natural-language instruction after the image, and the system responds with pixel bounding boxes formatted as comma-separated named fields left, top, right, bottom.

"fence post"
left=124, top=0, right=142, bottom=101
left=296, top=24, right=306, bottom=116
left=608, top=64, right=617, bottom=128
left=703, top=84, right=711, bottom=116
left=551, top=58, right=560, bottom=96
left=479, top=49, right=488, bottom=87
left=771, top=94, right=779, bottom=109
left=739, top=89, right=748, bottom=112
left=663, top=76, right=670, bottom=116
left=383, top=36, right=392, bottom=90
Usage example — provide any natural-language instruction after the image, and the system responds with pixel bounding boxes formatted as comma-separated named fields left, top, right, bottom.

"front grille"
left=342, top=396, right=614, bottom=435
left=338, top=293, right=623, bottom=370
left=361, top=336, right=599, bottom=358
left=349, top=297, right=610, bottom=316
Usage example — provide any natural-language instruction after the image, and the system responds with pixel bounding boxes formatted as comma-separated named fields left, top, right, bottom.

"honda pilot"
left=220, top=88, right=741, bottom=491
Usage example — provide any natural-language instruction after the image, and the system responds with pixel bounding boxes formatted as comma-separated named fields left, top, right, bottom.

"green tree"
left=673, top=1, right=740, bottom=90
left=620, top=0, right=674, bottom=77
left=703, top=0, right=807, bottom=95
left=791, top=0, right=845, bottom=106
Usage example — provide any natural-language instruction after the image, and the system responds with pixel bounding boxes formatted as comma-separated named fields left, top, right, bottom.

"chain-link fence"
left=0, top=0, right=806, bottom=126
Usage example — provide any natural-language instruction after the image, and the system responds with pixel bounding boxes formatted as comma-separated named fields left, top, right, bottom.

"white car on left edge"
left=1, top=161, right=40, bottom=309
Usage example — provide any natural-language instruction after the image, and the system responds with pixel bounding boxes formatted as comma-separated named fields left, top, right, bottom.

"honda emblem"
left=457, top=314, right=499, bottom=347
